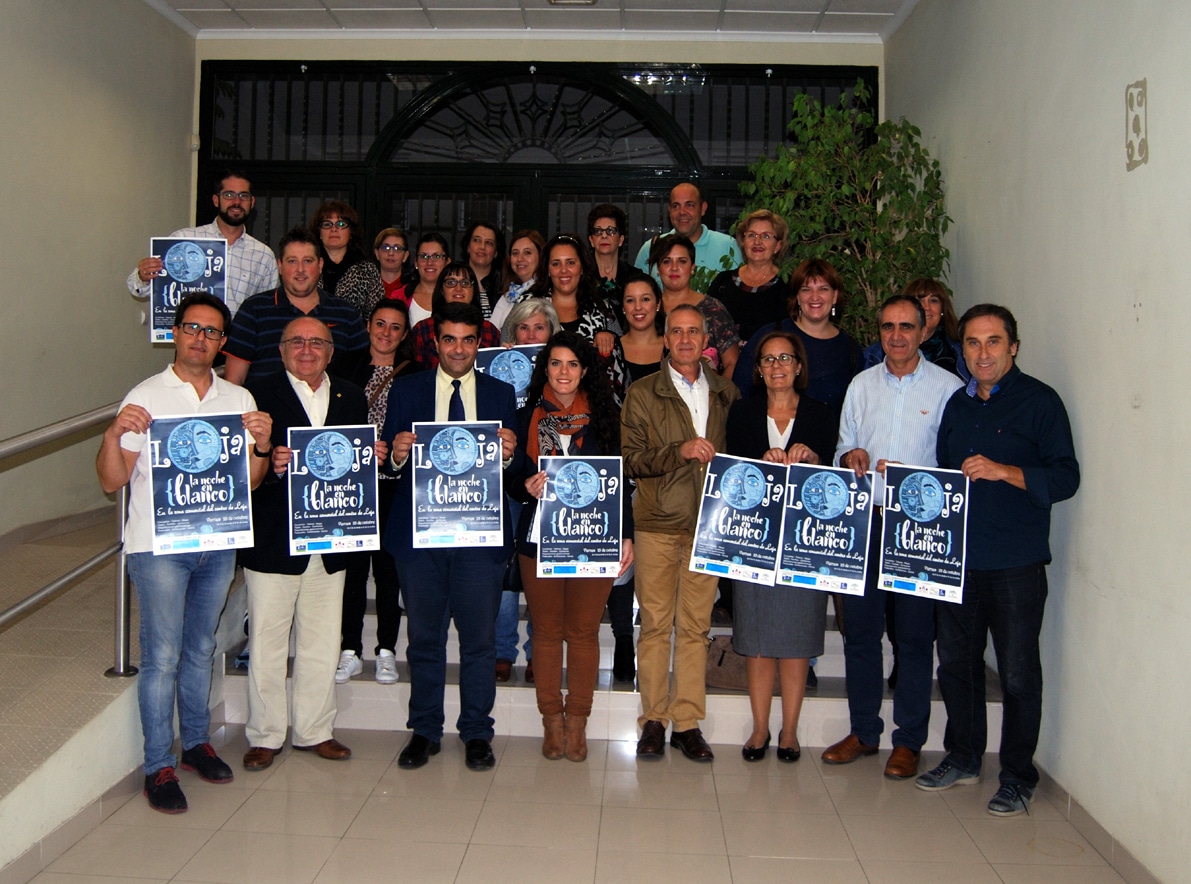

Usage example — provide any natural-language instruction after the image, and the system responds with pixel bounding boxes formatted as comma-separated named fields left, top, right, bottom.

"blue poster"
left=878, top=464, right=969, bottom=603
left=286, top=425, right=379, bottom=556
left=536, top=456, right=623, bottom=578
left=475, top=345, right=542, bottom=410
left=147, top=413, right=253, bottom=554
left=689, top=454, right=786, bottom=586
left=149, top=237, right=227, bottom=343
left=410, top=421, right=504, bottom=548
left=777, top=465, right=874, bottom=596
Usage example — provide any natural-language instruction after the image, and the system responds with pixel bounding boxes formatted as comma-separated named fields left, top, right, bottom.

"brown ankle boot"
left=542, top=713, right=565, bottom=759
left=564, top=714, right=588, bottom=762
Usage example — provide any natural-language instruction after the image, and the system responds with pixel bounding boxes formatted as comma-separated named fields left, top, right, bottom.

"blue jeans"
left=397, top=548, right=503, bottom=742
left=127, top=550, right=236, bottom=775
left=840, top=511, right=936, bottom=750
left=936, top=563, right=1048, bottom=788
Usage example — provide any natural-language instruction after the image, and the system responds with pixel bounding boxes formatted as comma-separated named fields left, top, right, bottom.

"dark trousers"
left=841, top=511, right=936, bottom=751
left=936, top=562, right=1048, bottom=788
left=397, top=548, right=504, bottom=742
left=342, top=480, right=402, bottom=655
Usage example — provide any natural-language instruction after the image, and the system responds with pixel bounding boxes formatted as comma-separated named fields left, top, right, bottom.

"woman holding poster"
left=726, top=331, right=838, bottom=762
left=514, top=332, right=633, bottom=762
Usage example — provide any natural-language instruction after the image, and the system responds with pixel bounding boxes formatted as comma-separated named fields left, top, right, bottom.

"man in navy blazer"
left=381, top=302, right=527, bottom=771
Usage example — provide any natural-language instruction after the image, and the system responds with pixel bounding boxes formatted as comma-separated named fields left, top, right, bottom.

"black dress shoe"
left=398, top=734, right=441, bottom=769
left=670, top=727, right=715, bottom=762
left=144, top=767, right=187, bottom=814
left=776, top=745, right=802, bottom=763
left=181, top=743, right=234, bottom=783
left=806, top=665, right=818, bottom=689
left=464, top=738, right=496, bottom=771
left=741, top=732, right=771, bottom=762
left=636, top=720, right=666, bottom=758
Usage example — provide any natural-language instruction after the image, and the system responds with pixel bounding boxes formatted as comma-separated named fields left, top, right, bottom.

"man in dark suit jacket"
left=239, top=316, right=383, bottom=771
left=381, top=302, right=526, bottom=771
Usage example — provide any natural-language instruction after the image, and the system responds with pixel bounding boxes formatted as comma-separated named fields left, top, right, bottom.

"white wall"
left=0, top=0, right=195, bottom=537
left=886, top=2, right=1189, bottom=880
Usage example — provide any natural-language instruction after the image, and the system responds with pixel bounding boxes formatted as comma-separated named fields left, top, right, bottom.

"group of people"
left=109, top=168, right=1078, bottom=823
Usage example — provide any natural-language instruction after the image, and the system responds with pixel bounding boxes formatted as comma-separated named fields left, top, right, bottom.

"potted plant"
left=738, top=81, right=951, bottom=344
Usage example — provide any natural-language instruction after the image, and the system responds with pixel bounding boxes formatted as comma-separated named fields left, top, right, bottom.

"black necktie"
left=448, top=379, right=465, bottom=421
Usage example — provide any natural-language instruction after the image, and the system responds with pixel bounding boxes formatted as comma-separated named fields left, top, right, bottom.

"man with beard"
left=127, top=169, right=278, bottom=315
left=222, top=227, right=367, bottom=385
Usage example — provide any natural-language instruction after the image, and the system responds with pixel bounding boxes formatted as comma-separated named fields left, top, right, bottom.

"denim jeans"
left=840, top=510, right=936, bottom=751
left=936, top=562, right=1048, bottom=787
left=127, top=550, right=236, bottom=775
left=397, top=548, right=503, bottom=742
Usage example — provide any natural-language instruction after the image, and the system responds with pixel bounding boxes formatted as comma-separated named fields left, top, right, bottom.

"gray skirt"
left=731, top=579, right=827, bottom=659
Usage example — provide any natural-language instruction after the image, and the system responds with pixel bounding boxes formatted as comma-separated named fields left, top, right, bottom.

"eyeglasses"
left=417, top=252, right=448, bottom=262
left=378, top=244, right=407, bottom=253
left=319, top=219, right=350, bottom=229
left=743, top=231, right=775, bottom=242
left=219, top=190, right=252, bottom=201
left=443, top=278, right=474, bottom=289
left=281, top=337, right=332, bottom=351
left=590, top=226, right=619, bottom=237
left=177, top=322, right=226, bottom=341
left=759, top=353, right=796, bottom=367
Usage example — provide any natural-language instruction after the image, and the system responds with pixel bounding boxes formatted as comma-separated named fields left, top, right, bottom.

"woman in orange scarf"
left=515, top=331, right=634, bottom=761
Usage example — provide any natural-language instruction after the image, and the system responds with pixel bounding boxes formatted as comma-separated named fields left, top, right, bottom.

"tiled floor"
left=31, top=726, right=1120, bottom=884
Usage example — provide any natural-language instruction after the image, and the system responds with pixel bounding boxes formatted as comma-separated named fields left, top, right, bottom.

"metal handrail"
left=0, top=401, right=137, bottom=677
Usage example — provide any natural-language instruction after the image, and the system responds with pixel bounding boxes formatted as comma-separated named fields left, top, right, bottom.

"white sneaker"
left=375, top=649, right=399, bottom=684
left=335, top=650, right=363, bottom=684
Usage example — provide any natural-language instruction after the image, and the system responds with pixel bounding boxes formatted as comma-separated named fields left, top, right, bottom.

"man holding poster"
left=96, top=293, right=272, bottom=813
left=382, top=302, right=526, bottom=772
left=918, top=305, right=1079, bottom=817
left=239, top=316, right=376, bottom=772
left=822, top=295, right=962, bottom=780
left=621, top=303, right=739, bottom=762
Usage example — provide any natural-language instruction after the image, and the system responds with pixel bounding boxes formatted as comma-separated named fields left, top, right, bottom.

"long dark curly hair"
left=528, top=234, right=609, bottom=322
left=525, top=331, right=620, bottom=454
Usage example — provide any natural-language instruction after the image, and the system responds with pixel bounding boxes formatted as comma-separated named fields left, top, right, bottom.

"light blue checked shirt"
left=834, top=353, right=963, bottom=502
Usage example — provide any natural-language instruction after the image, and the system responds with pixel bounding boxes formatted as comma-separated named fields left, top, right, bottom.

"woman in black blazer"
left=725, top=330, right=839, bottom=763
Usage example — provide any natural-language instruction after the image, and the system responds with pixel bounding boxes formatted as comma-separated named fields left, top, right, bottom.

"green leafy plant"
left=738, top=80, right=951, bottom=344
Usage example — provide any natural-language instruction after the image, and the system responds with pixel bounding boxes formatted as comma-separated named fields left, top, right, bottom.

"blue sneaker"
left=915, top=759, right=981, bottom=792
left=987, top=783, right=1033, bottom=817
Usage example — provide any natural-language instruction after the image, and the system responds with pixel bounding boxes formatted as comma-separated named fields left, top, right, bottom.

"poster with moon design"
left=689, top=454, right=785, bottom=586
left=286, top=424, right=378, bottom=555
left=776, top=464, right=874, bottom=596
left=535, top=456, right=622, bottom=578
left=878, top=464, right=969, bottom=603
left=149, top=237, right=226, bottom=343
left=410, top=421, right=504, bottom=547
left=147, top=412, right=253, bottom=553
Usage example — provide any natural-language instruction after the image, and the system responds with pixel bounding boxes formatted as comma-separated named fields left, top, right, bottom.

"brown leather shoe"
left=242, top=746, right=279, bottom=771
left=884, top=746, right=921, bottom=779
left=495, top=659, right=513, bottom=683
left=564, top=714, right=588, bottom=762
left=542, top=713, right=565, bottom=760
left=636, top=720, right=666, bottom=758
left=294, top=738, right=352, bottom=760
left=670, top=727, right=714, bottom=762
left=821, top=734, right=879, bottom=765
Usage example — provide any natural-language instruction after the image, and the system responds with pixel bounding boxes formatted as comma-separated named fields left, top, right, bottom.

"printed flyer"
left=147, top=413, right=253, bottom=554
left=777, top=465, right=874, bottom=596
left=475, top=345, right=542, bottom=410
left=149, top=237, right=226, bottom=343
left=878, top=464, right=969, bottom=603
left=410, top=421, right=504, bottom=548
left=689, top=454, right=785, bottom=586
left=536, top=455, right=622, bottom=578
left=287, top=425, right=379, bottom=556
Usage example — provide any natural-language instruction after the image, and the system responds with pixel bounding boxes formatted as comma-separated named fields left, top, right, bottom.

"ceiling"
left=143, top=0, right=918, bottom=42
